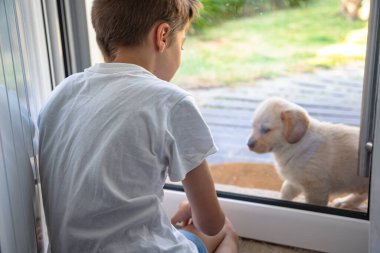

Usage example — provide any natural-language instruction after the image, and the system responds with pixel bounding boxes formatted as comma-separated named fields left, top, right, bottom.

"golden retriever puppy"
left=247, top=97, right=368, bottom=209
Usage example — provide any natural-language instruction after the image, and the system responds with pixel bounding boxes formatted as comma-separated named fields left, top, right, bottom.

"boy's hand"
left=171, top=200, right=192, bottom=227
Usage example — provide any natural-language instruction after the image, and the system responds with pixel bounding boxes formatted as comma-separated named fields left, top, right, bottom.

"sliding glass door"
left=47, top=0, right=380, bottom=252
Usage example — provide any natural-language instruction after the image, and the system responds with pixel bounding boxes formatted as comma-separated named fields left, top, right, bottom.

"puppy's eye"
left=260, top=126, right=271, bottom=134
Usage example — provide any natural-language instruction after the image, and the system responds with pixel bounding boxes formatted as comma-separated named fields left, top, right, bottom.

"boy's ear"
left=155, top=23, right=170, bottom=53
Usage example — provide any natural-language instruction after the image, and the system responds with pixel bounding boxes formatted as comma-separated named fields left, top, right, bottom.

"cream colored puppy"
left=247, top=97, right=368, bottom=208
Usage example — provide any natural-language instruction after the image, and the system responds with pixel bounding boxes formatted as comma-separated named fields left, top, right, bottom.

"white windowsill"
left=163, top=190, right=369, bottom=253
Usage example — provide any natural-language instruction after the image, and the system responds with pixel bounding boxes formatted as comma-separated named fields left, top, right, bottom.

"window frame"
left=369, top=80, right=380, bottom=252
left=42, top=0, right=90, bottom=87
left=358, top=0, right=380, bottom=178
left=163, top=190, right=369, bottom=253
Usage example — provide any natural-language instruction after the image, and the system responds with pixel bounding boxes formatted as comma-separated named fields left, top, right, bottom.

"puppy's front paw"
left=331, top=198, right=346, bottom=208
left=280, top=181, right=302, bottom=201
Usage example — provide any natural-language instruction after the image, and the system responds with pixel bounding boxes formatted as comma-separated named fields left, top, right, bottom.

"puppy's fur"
left=247, top=97, right=368, bottom=208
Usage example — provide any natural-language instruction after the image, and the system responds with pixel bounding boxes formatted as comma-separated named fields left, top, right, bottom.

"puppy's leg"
left=280, top=181, right=302, bottom=201
left=304, top=188, right=329, bottom=206
left=331, top=193, right=368, bottom=210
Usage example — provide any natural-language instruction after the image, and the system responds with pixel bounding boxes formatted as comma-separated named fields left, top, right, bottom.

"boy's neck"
left=112, top=46, right=156, bottom=73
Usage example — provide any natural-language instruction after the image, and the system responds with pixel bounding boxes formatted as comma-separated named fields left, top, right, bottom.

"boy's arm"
left=178, top=160, right=225, bottom=236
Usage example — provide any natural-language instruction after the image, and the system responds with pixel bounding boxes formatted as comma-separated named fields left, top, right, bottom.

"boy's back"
left=38, top=63, right=216, bottom=252
left=38, top=1, right=239, bottom=252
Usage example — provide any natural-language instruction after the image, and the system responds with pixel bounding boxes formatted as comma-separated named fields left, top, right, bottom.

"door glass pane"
left=85, top=0, right=370, bottom=214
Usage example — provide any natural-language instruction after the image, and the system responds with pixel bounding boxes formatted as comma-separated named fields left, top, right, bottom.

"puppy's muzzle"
left=247, top=139, right=256, bottom=150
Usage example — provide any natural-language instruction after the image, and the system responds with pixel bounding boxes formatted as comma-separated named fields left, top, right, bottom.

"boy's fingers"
left=171, top=210, right=190, bottom=224
left=171, top=200, right=192, bottom=225
left=171, top=211, right=187, bottom=224
left=171, top=214, right=179, bottom=225
left=171, top=211, right=183, bottom=224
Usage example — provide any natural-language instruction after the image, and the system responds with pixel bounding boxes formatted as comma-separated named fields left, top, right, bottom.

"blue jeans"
left=179, top=230, right=208, bottom=253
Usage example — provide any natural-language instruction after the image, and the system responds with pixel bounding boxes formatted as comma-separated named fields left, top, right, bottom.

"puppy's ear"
left=281, top=109, right=309, bottom=144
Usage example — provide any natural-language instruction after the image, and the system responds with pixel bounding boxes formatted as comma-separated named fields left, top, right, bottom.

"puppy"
left=247, top=97, right=369, bottom=209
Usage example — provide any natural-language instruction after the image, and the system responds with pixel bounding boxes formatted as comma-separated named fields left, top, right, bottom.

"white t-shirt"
left=38, top=63, right=217, bottom=253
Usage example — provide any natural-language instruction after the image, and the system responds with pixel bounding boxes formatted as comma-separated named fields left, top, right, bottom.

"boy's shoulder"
left=154, top=78, right=190, bottom=97
left=110, top=66, right=191, bottom=105
left=86, top=63, right=190, bottom=98
left=38, top=72, right=84, bottom=116
left=51, top=72, right=84, bottom=95
left=150, top=78, right=193, bottom=107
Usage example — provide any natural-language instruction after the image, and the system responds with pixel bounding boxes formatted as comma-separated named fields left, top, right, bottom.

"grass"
left=173, top=0, right=367, bottom=88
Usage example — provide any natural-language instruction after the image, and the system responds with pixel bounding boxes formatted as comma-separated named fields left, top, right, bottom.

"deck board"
left=189, top=65, right=364, bottom=164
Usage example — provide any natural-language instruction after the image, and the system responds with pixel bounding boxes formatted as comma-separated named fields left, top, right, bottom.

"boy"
left=38, top=0, right=239, bottom=252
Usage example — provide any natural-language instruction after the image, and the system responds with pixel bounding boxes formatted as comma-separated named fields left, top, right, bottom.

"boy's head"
left=91, top=0, right=202, bottom=62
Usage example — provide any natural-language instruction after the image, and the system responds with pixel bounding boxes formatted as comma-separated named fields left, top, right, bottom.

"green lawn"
left=173, top=0, right=367, bottom=88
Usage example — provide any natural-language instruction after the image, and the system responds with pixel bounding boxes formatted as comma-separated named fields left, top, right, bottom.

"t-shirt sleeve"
left=165, top=96, right=218, bottom=182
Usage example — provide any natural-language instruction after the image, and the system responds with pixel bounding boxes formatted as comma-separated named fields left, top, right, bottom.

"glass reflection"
left=85, top=0, right=369, bottom=212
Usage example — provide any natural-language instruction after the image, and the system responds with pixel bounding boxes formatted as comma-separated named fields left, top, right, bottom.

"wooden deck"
left=189, top=64, right=364, bottom=165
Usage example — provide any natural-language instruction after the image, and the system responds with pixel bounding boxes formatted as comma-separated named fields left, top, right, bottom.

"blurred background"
left=173, top=0, right=369, bottom=88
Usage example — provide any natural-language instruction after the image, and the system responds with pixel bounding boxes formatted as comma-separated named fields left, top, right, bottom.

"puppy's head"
left=247, top=97, right=310, bottom=153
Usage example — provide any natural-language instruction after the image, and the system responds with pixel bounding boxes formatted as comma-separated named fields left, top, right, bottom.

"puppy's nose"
left=247, top=139, right=256, bottom=149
